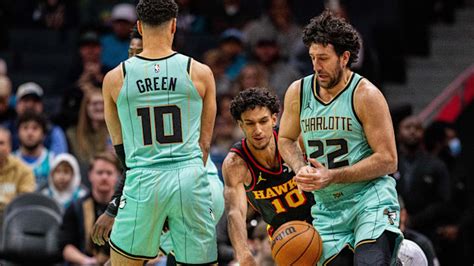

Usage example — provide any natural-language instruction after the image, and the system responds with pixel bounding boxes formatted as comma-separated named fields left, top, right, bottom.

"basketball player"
left=278, top=10, right=403, bottom=265
left=223, top=88, right=315, bottom=265
left=96, top=0, right=217, bottom=264
left=92, top=20, right=224, bottom=265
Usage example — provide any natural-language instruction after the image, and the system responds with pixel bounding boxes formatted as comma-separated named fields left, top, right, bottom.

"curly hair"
left=136, top=0, right=178, bottom=26
left=230, top=88, right=280, bottom=121
left=302, top=9, right=360, bottom=67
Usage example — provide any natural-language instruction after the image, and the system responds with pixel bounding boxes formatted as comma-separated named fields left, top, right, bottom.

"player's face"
left=18, top=121, right=44, bottom=151
left=239, top=106, right=277, bottom=150
left=89, top=159, right=119, bottom=195
left=309, top=43, right=345, bottom=90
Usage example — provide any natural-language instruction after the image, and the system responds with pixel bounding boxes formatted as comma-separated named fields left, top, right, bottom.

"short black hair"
left=16, top=111, right=47, bottom=133
left=136, top=0, right=178, bottom=26
left=230, top=88, right=280, bottom=121
left=302, top=9, right=360, bottom=67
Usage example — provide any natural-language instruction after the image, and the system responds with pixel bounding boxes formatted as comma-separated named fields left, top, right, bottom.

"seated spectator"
left=250, top=33, right=300, bottom=101
left=32, top=0, right=78, bottom=30
left=231, top=63, right=269, bottom=94
left=243, top=0, right=301, bottom=61
left=0, top=75, right=15, bottom=124
left=101, top=3, right=136, bottom=71
left=395, top=116, right=451, bottom=241
left=0, top=127, right=35, bottom=226
left=59, top=152, right=120, bottom=266
left=5, top=82, right=68, bottom=154
left=0, top=58, right=6, bottom=75
left=218, top=29, right=247, bottom=81
left=39, top=153, right=88, bottom=214
left=67, top=87, right=112, bottom=181
left=13, top=111, right=54, bottom=187
left=55, top=30, right=105, bottom=130
left=202, top=49, right=232, bottom=96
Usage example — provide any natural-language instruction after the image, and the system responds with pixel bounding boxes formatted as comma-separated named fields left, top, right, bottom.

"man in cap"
left=5, top=82, right=68, bottom=154
left=101, top=3, right=137, bottom=71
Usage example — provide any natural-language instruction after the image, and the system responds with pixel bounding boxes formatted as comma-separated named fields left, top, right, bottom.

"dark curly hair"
left=136, top=0, right=178, bottom=26
left=230, top=88, right=280, bottom=121
left=302, top=9, right=360, bottom=67
left=16, top=111, right=48, bottom=133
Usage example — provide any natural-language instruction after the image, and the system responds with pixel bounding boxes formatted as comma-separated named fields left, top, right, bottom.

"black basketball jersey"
left=230, top=130, right=314, bottom=232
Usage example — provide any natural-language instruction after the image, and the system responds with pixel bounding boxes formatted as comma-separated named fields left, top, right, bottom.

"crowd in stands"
left=0, top=0, right=472, bottom=265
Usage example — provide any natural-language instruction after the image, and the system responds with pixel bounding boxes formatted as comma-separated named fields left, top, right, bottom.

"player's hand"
left=239, top=252, right=257, bottom=266
left=92, top=213, right=115, bottom=246
left=294, top=159, right=332, bottom=191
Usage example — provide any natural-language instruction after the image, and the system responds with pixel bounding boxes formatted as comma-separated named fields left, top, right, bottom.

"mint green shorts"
left=160, top=171, right=224, bottom=255
left=109, top=160, right=217, bottom=264
left=313, top=176, right=403, bottom=265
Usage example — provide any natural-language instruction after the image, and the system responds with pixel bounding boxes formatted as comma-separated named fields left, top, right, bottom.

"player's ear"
left=341, top=51, right=350, bottom=68
left=271, top=113, right=277, bottom=127
left=137, top=21, right=143, bottom=36
left=170, top=18, right=177, bottom=35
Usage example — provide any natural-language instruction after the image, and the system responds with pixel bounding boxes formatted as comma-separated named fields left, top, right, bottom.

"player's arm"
left=278, top=80, right=307, bottom=174
left=191, top=59, right=216, bottom=165
left=223, top=152, right=257, bottom=266
left=92, top=65, right=125, bottom=246
left=329, top=79, right=397, bottom=183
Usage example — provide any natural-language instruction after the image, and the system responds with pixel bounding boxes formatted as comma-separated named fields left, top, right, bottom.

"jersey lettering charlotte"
left=118, top=53, right=202, bottom=168
left=230, top=131, right=314, bottom=231
left=300, top=72, right=375, bottom=198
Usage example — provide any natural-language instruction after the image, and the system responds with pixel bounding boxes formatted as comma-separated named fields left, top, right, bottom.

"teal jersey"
left=300, top=72, right=374, bottom=198
left=118, top=53, right=203, bottom=168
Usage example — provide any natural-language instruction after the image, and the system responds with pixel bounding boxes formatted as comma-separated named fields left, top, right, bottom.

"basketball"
left=271, top=221, right=322, bottom=266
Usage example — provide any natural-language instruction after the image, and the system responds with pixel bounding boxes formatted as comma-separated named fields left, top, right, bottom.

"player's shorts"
left=312, top=176, right=403, bottom=266
left=160, top=170, right=224, bottom=255
left=109, top=158, right=217, bottom=264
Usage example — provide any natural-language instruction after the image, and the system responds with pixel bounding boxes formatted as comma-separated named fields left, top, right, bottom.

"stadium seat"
left=0, top=193, right=62, bottom=264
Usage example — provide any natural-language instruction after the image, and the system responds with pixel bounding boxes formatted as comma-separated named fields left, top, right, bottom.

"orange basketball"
left=271, top=221, right=322, bottom=266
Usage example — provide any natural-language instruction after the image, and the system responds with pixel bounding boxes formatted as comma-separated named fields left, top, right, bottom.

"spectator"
left=59, top=152, right=120, bottom=266
left=208, top=0, right=263, bottom=34
left=399, top=197, right=440, bottom=266
left=0, top=58, right=7, bottom=75
left=243, top=0, right=301, bottom=60
left=0, top=75, right=15, bottom=124
left=251, top=219, right=275, bottom=266
left=55, top=30, right=105, bottom=130
left=32, top=0, right=78, bottom=30
left=250, top=33, right=300, bottom=101
left=67, top=88, right=112, bottom=181
left=395, top=115, right=451, bottom=240
left=0, top=126, right=35, bottom=225
left=101, top=3, right=136, bottom=71
left=231, top=63, right=269, bottom=94
left=218, top=28, right=248, bottom=81
left=5, top=82, right=68, bottom=154
left=202, top=49, right=232, bottom=96
left=13, top=111, right=54, bottom=187
left=39, top=153, right=88, bottom=214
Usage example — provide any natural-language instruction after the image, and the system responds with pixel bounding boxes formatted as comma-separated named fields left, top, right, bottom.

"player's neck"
left=320, top=69, right=352, bottom=98
left=140, top=35, right=174, bottom=58
left=248, top=137, right=279, bottom=169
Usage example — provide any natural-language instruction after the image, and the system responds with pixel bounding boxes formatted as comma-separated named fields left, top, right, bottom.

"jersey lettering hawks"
left=230, top=131, right=314, bottom=232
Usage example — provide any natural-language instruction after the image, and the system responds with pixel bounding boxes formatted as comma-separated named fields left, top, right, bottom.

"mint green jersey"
left=300, top=72, right=373, bottom=198
left=117, top=53, right=203, bottom=168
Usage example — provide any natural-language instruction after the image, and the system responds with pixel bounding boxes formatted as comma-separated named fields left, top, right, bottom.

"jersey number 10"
left=137, top=105, right=183, bottom=145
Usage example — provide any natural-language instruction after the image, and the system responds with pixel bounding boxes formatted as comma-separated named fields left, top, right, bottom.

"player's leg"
left=110, top=248, right=147, bottom=266
left=325, top=246, right=354, bottom=266
left=354, top=231, right=398, bottom=265
left=109, top=169, right=169, bottom=263
left=167, top=164, right=217, bottom=264
left=353, top=176, right=404, bottom=266
left=208, top=171, right=224, bottom=225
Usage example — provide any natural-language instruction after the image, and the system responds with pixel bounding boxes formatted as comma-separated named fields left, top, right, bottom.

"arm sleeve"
left=105, top=144, right=128, bottom=217
left=49, top=126, right=69, bottom=154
